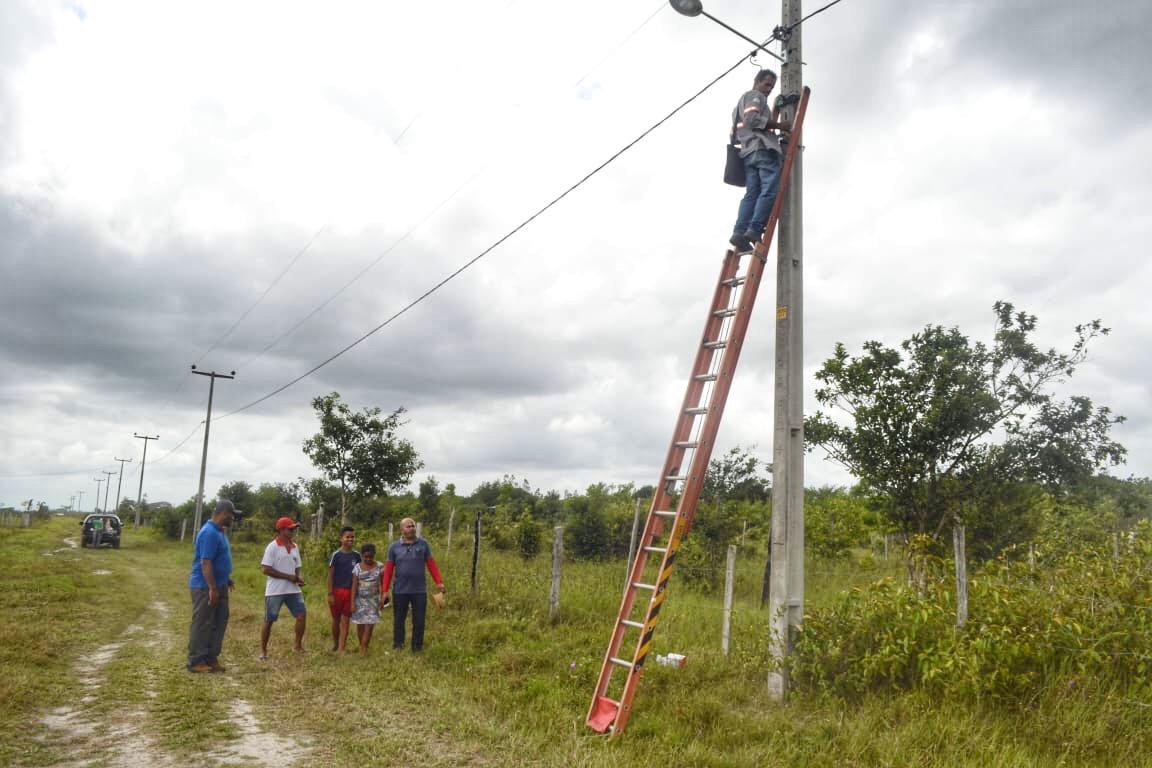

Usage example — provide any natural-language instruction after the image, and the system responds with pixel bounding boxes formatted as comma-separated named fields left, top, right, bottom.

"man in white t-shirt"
left=259, top=517, right=306, bottom=660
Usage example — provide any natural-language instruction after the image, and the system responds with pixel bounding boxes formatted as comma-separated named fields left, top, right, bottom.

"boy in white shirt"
left=259, top=517, right=306, bottom=660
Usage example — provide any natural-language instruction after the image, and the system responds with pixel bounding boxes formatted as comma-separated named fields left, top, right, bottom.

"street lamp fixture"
left=668, top=0, right=785, bottom=62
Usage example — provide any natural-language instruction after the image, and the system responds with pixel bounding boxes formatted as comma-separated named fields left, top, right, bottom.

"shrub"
left=514, top=516, right=542, bottom=560
left=791, top=529, right=1152, bottom=703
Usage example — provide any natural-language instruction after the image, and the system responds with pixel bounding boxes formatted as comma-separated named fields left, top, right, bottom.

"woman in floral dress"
left=350, top=543, right=386, bottom=655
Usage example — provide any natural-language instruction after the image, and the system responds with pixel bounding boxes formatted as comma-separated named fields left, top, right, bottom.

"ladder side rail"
left=608, top=87, right=813, bottom=736
left=586, top=251, right=743, bottom=725
left=680, top=85, right=810, bottom=536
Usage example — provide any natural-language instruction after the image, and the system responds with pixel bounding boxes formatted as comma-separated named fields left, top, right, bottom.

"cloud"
left=2, top=0, right=1149, bottom=508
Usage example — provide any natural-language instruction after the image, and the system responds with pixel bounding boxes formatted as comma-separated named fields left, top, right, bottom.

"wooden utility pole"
left=768, top=0, right=805, bottom=701
left=112, top=457, right=132, bottom=518
left=190, top=366, right=235, bottom=534
left=132, top=433, right=159, bottom=527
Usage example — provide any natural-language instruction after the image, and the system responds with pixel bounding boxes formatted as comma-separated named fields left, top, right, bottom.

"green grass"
left=3, top=518, right=1152, bottom=766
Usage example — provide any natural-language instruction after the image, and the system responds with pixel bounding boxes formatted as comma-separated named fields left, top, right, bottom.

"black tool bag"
left=724, top=124, right=746, bottom=187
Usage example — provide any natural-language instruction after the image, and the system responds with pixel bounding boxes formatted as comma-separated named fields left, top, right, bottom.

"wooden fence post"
left=722, top=544, right=736, bottom=655
left=446, top=507, right=456, bottom=553
left=416, top=521, right=423, bottom=539
left=471, top=509, right=482, bottom=595
left=549, top=526, right=563, bottom=620
left=388, top=522, right=393, bottom=543
left=953, top=524, right=968, bottom=628
left=180, top=517, right=188, bottom=543
left=625, top=498, right=641, bottom=590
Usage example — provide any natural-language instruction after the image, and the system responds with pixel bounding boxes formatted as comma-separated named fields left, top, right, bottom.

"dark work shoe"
left=743, top=230, right=762, bottom=249
left=728, top=232, right=753, bottom=254
left=188, top=663, right=212, bottom=673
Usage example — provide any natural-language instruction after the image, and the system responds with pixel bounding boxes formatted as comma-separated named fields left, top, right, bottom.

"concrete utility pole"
left=76, top=490, right=85, bottom=514
left=767, top=0, right=804, bottom=701
left=112, top=457, right=133, bottom=517
left=93, top=477, right=105, bottom=513
left=133, top=433, right=159, bottom=527
left=191, top=366, right=235, bottom=534
left=101, top=470, right=116, bottom=516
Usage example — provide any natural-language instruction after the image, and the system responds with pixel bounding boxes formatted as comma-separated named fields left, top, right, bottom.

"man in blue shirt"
left=188, top=499, right=236, bottom=673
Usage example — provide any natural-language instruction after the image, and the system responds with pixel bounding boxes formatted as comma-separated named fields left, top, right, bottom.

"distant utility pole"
left=76, top=490, right=85, bottom=514
left=191, top=366, right=235, bottom=534
left=133, top=433, right=159, bottom=526
left=768, top=0, right=805, bottom=701
left=93, top=477, right=105, bottom=513
left=101, top=469, right=116, bottom=516
left=112, top=457, right=133, bottom=517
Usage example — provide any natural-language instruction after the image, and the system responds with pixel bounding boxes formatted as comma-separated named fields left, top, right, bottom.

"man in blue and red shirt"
left=382, top=517, right=445, bottom=652
left=188, top=499, right=236, bottom=673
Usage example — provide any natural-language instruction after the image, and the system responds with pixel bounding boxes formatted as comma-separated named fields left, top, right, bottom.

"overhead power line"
left=221, top=48, right=760, bottom=420
left=573, top=1, right=668, bottom=89
left=149, top=422, right=204, bottom=465
left=195, top=224, right=329, bottom=367
left=235, top=172, right=481, bottom=373
left=794, top=0, right=846, bottom=29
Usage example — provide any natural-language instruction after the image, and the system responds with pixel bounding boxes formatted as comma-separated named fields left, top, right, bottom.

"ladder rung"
left=703, top=340, right=727, bottom=349
left=674, top=441, right=699, bottom=449
left=632, top=582, right=658, bottom=591
left=609, top=657, right=634, bottom=669
left=665, top=475, right=686, bottom=482
left=621, top=619, right=644, bottom=629
left=685, top=407, right=708, bottom=415
left=713, top=308, right=738, bottom=318
left=721, top=276, right=747, bottom=287
left=693, top=373, right=718, bottom=382
left=653, top=510, right=677, bottom=519
left=643, top=546, right=668, bottom=555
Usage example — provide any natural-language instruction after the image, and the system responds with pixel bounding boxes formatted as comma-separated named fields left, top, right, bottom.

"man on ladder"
left=729, top=68, right=791, bottom=254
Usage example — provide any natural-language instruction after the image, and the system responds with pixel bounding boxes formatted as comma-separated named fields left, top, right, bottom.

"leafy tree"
left=418, top=476, right=441, bottom=525
left=514, top=515, right=543, bottom=560
left=805, top=487, right=869, bottom=560
left=806, top=303, right=1125, bottom=543
left=565, top=496, right=611, bottom=560
left=303, top=477, right=342, bottom=524
left=301, top=392, right=423, bottom=525
left=703, top=445, right=771, bottom=504
left=216, top=480, right=254, bottom=511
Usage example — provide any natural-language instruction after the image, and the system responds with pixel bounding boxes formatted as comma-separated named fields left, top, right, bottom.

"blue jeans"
left=264, top=592, right=306, bottom=622
left=732, top=149, right=782, bottom=237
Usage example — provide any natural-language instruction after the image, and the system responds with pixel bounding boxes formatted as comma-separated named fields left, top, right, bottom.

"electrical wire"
left=573, top=1, right=668, bottom=89
left=220, top=50, right=757, bottom=420
left=792, top=0, right=847, bottom=30
left=235, top=171, right=482, bottom=373
left=195, top=223, right=329, bottom=368
left=149, top=422, right=204, bottom=465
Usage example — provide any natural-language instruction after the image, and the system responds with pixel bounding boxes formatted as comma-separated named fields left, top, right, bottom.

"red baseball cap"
left=275, top=516, right=300, bottom=531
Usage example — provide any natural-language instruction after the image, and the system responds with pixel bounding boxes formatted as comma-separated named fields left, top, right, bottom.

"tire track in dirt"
left=33, top=595, right=310, bottom=768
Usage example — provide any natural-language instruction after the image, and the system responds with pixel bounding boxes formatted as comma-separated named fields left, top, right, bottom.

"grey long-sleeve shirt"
left=732, top=89, right=781, bottom=158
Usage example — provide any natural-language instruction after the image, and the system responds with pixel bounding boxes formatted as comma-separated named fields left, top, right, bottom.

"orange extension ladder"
left=586, top=86, right=811, bottom=737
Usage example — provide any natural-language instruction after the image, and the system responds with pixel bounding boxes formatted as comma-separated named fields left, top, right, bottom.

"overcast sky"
left=2, top=0, right=1149, bottom=511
